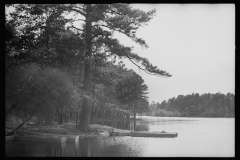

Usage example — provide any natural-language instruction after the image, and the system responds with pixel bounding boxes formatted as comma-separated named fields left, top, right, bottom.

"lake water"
left=5, top=116, right=235, bottom=157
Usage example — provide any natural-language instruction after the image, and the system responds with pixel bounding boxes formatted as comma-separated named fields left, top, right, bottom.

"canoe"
left=130, top=131, right=178, bottom=138
left=15, top=130, right=84, bottom=143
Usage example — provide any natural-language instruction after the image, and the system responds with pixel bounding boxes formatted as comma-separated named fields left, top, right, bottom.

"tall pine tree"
left=63, top=4, right=172, bottom=128
left=7, top=4, right=172, bottom=128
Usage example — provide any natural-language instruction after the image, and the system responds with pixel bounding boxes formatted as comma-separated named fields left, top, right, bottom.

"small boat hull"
left=130, top=131, right=178, bottom=138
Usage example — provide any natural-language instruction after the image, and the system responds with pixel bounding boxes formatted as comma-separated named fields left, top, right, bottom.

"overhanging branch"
left=125, top=54, right=167, bottom=78
left=99, top=24, right=137, bottom=43
left=70, top=8, right=86, bottom=17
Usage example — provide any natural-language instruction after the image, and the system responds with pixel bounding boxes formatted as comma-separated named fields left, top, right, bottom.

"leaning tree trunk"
left=79, top=4, right=93, bottom=129
left=6, top=114, right=34, bottom=136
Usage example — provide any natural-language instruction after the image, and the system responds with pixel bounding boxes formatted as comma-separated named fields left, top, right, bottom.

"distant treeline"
left=148, top=92, right=235, bottom=117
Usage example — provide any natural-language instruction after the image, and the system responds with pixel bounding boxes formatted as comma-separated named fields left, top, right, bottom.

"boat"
left=130, top=131, right=178, bottom=138
left=5, top=132, right=16, bottom=142
left=15, top=130, right=83, bottom=143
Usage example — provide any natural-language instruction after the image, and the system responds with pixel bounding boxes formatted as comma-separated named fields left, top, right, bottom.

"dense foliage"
left=5, top=4, right=172, bottom=130
left=115, top=71, right=149, bottom=116
left=148, top=92, right=235, bottom=117
left=5, top=63, right=83, bottom=134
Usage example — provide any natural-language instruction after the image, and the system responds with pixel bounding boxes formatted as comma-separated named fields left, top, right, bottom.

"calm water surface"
left=5, top=116, right=235, bottom=157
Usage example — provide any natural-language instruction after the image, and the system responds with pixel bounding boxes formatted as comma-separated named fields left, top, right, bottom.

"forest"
left=5, top=4, right=172, bottom=135
left=148, top=92, right=235, bottom=117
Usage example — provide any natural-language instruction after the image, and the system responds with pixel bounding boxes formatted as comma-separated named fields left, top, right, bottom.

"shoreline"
left=14, top=123, right=130, bottom=136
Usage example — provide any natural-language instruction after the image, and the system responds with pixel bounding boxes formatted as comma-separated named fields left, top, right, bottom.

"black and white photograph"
left=5, top=4, right=235, bottom=157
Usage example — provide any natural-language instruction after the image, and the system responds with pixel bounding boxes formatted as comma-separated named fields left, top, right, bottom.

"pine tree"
left=7, top=4, right=172, bottom=128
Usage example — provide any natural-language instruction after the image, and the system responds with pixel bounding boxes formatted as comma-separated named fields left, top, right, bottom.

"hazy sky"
left=114, top=4, right=235, bottom=103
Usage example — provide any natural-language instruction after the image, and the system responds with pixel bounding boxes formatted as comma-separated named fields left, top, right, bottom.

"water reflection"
left=95, top=119, right=149, bottom=131
left=95, top=120, right=132, bottom=131
left=4, top=119, right=174, bottom=157
left=5, top=117, right=235, bottom=157
left=5, top=142, right=62, bottom=157
left=130, top=120, right=149, bottom=131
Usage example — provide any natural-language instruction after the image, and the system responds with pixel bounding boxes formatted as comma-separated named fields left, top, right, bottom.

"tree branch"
left=105, top=9, right=122, bottom=16
left=98, top=24, right=141, bottom=46
left=70, top=8, right=86, bottom=17
left=6, top=114, right=34, bottom=136
left=89, top=32, right=104, bottom=43
left=68, top=25, right=84, bottom=32
left=125, top=54, right=165, bottom=77
left=99, top=24, right=126, bottom=36
left=72, top=5, right=86, bottom=12
left=73, top=18, right=86, bottom=22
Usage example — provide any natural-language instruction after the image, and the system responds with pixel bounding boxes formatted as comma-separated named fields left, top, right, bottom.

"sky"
left=113, top=4, right=235, bottom=103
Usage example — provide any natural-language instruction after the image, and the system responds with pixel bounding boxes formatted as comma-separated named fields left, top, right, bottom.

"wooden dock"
left=109, top=130, right=178, bottom=138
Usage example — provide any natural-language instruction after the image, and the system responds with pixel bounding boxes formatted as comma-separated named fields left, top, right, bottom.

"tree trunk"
left=101, top=107, right=104, bottom=126
left=64, top=109, right=66, bottom=123
left=57, top=108, right=59, bottom=123
left=79, top=4, right=93, bottom=128
left=6, top=115, right=34, bottom=136
left=133, top=103, right=136, bottom=131
left=90, top=101, right=94, bottom=124
left=55, top=108, right=58, bottom=123
left=76, top=112, right=78, bottom=125
left=59, top=109, right=63, bottom=124
left=90, top=84, right=95, bottom=124
left=133, top=103, right=136, bottom=120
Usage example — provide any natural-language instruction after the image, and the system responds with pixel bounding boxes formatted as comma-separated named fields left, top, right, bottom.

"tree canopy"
left=5, top=4, right=172, bottom=130
left=148, top=92, right=235, bottom=117
left=5, top=63, right=82, bottom=135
